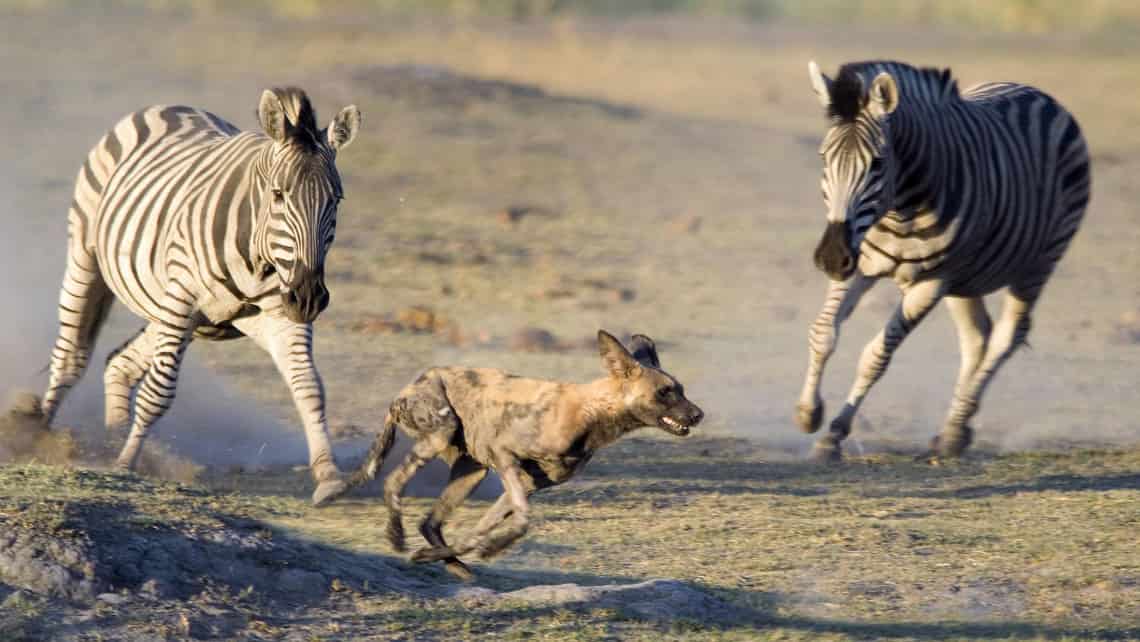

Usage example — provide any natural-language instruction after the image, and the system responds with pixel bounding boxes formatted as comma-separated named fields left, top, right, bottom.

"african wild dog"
left=326, top=330, right=703, bottom=579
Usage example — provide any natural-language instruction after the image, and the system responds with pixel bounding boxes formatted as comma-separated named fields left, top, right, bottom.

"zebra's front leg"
left=814, top=278, right=945, bottom=461
left=936, top=291, right=1033, bottom=457
left=797, top=274, right=877, bottom=433
left=232, top=314, right=344, bottom=505
left=116, top=294, right=199, bottom=470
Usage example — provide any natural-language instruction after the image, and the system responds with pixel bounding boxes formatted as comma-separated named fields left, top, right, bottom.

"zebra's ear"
left=327, top=105, right=361, bottom=151
left=258, top=90, right=289, bottom=144
left=808, top=60, right=832, bottom=109
left=869, top=72, right=899, bottom=116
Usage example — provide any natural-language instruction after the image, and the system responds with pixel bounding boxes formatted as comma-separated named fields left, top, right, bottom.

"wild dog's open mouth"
left=658, top=416, right=692, bottom=436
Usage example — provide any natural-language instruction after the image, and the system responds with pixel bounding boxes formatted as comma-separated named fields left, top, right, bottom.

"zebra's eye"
left=272, top=189, right=285, bottom=203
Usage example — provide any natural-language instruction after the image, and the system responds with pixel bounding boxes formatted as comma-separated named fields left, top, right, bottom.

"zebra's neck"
left=249, top=145, right=276, bottom=276
left=845, top=61, right=964, bottom=221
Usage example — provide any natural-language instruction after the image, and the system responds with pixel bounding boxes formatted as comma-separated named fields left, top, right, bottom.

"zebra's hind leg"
left=42, top=248, right=114, bottom=427
left=115, top=289, right=199, bottom=471
left=103, top=326, right=154, bottom=431
left=814, top=278, right=945, bottom=461
left=925, top=296, right=993, bottom=458
left=936, top=290, right=1034, bottom=457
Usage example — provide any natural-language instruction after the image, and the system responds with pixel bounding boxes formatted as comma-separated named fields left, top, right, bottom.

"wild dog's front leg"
left=475, top=460, right=530, bottom=558
left=233, top=315, right=343, bottom=505
left=815, top=278, right=944, bottom=461
left=797, top=274, right=877, bottom=433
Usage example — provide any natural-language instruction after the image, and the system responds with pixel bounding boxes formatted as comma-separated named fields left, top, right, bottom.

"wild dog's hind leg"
left=103, top=326, right=155, bottom=431
left=382, top=384, right=461, bottom=552
left=383, top=436, right=454, bottom=552
left=42, top=245, right=114, bottom=426
left=797, top=274, right=876, bottom=433
left=413, top=493, right=512, bottom=563
left=415, top=452, right=488, bottom=579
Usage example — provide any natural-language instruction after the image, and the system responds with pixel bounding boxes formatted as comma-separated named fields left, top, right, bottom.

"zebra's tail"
left=336, top=410, right=399, bottom=500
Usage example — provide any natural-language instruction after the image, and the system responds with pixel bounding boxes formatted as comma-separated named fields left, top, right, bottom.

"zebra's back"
left=71, top=105, right=266, bottom=323
left=861, top=78, right=1090, bottom=297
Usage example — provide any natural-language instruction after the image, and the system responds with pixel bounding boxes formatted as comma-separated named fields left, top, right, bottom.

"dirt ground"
left=1, top=5, right=1138, bottom=640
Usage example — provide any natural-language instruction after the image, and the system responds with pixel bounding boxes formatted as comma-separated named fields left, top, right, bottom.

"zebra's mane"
left=827, top=61, right=959, bottom=123
left=269, top=87, right=324, bottom=152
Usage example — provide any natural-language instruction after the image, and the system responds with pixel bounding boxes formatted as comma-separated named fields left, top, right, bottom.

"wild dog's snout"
left=684, top=402, right=704, bottom=428
left=813, top=221, right=856, bottom=281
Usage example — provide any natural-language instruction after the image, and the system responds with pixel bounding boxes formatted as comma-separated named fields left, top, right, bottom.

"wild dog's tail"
left=324, top=410, right=398, bottom=503
left=349, top=413, right=398, bottom=488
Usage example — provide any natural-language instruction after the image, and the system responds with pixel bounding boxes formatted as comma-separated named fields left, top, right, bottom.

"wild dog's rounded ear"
left=809, top=60, right=832, bottom=109
left=628, top=334, right=660, bottom=369
left=598, top=330, right=642, bottom=380
left=327, top=105, right=361, bottom=151
left=869, top=72, right=899, bottom=117
left=258, top=89, right=288, bottom=144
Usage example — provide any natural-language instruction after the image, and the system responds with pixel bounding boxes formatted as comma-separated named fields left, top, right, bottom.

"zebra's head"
left=808, top=61, right=900, bottom=281
left=254, top=87, right=361, bottom=324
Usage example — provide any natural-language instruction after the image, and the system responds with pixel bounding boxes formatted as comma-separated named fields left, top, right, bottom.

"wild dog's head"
left=597, top=330, right=704, bottom=436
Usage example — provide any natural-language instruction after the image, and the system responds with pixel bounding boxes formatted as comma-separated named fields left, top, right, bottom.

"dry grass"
left=2, top=5, right=1139, bottom=640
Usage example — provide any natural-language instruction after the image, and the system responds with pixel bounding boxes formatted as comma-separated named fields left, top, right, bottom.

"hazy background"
left=1, top=0, right=1138, bottom=492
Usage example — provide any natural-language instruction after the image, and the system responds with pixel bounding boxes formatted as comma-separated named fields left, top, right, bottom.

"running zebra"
left=41, top=88, right=361, bottom=504
left=795, top=60, right=1090, bottom=459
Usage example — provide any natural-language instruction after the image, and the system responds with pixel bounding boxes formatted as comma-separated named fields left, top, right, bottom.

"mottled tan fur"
left=326, top=330, right=703, bottom=579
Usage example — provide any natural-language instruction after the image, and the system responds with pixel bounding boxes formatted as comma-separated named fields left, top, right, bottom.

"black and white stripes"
left=41, top=88, right=360, bottom=504
left=797, top=60, right=1090, bottom=459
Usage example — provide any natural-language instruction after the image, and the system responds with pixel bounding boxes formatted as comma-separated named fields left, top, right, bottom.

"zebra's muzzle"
left=281, top=269, right=330, bottom=324
left=813, top=221, right=857, bottom=281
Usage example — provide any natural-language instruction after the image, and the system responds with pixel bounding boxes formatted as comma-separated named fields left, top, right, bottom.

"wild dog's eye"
left=656, top=387, right=671, bottom=402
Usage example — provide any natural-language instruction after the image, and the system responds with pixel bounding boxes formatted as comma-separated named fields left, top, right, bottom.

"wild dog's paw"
left=387, top=517, right=407, bottom=553
left=810, top=441, right=843, bottom=463
left=795, top=401, right=824, bottom=434
left=311, top=478, right=349, bottom=507
left=411, top=546, right=457, bottom=563
left=444, top=559, right=475, bottom=581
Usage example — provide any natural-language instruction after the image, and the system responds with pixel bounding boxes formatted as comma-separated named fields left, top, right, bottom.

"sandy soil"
left=0, top=5, right=1138, bottom=640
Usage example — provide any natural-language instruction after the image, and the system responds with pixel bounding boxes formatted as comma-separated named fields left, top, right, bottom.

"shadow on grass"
left=901, top=472, right=1140, bottom=499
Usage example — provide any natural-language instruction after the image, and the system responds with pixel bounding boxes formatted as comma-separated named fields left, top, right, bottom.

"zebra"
left=795, top=60, right=1090, bottom=460
left=40, top=87, right=361, bottom=505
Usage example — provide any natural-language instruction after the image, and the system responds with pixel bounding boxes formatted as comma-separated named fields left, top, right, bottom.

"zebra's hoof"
left=795, top=402, right=824, bottom=434
left=312, top=478, right=349, bottom=507
left=810, top=442, right=842, bottom=463
left=933, top=426, right=974, bottom=458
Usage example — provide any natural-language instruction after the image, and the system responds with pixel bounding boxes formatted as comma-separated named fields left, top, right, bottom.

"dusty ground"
left=1, top=5, right=1139, bottom=640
